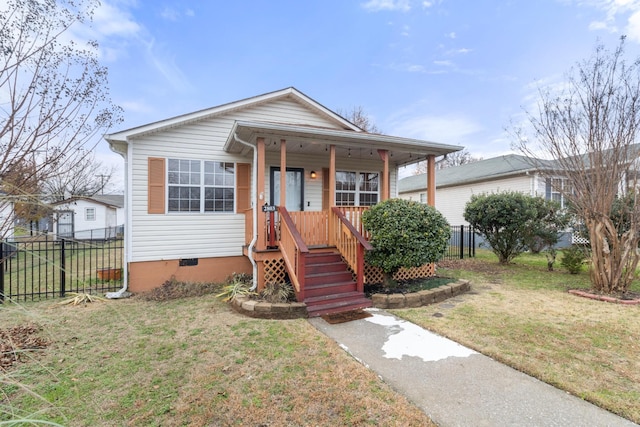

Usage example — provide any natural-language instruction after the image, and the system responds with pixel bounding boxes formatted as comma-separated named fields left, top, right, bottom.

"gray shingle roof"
left=399, top=154, right=549, bottom=193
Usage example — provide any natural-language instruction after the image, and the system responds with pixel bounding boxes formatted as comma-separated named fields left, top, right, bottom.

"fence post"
left=471, top=227, right=476, bottom=257
left=59, top=239, right=66, bottom=297
left=0, top=240, right=4, bottom=303
left=459, top=225, right=464, bottom=259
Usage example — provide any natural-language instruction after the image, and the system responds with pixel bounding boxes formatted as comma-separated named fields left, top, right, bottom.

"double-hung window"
left=85, top=208, right=96, bottom=221
left=335, top=171, right=379, bottom=206
left=168, top=159, right=235, bottom=213
left=545, top=177, right=569, bottom=209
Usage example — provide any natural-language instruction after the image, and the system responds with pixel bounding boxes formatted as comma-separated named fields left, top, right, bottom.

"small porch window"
left=335, top=171, right=379, bottom=206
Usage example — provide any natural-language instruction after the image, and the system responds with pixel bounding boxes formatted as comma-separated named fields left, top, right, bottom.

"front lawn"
left=395, top=249, right=640, bottom=424
left=0, top=294, right=434, bottom=426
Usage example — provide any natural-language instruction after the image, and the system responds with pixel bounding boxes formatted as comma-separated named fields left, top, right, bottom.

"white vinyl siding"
left=129, top=98, right=345, bottom=262
left=435, top=175, right=535, bottom=226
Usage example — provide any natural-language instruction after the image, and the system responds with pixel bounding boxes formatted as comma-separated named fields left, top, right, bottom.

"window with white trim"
left=168, top=159, right=235, bottom=212
left=335, top=171, right=379, bottom=206
left=85, top=208, right=96, bottom=221
left=545, top=177, right=570, bottom=209
left=419, top=193, right=427, bottom=204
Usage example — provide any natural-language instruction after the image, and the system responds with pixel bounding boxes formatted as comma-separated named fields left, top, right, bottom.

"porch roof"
left=225, top=120, right=463, bottom=166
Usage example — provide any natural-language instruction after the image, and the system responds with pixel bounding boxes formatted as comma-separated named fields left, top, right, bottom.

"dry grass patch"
left=0, top=293, right=435, bottom=426
left=397, top=255, right=640, bottom=424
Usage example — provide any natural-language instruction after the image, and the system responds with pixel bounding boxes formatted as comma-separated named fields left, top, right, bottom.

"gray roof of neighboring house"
left=92, top=194, right=124, bottom=208
left=398, top=154, right=552, bottom=193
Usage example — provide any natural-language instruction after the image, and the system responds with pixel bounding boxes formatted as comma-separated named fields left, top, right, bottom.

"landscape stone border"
left=231, top=279, right=472, bottom=319
left=568, top=289, right=640, bottom=305
left=371, top=279, right=471, bottom=309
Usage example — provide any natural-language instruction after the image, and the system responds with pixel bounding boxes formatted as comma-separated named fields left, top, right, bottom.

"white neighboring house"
left=399, top=154, right=564, bottom=225
left=0, top=191, right=14, bottom=241
left=52, top=195, right=124, bottom=240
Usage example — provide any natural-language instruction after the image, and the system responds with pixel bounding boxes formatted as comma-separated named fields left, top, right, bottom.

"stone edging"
left=231, top=279, right=472, bottom=319
left=568, top=289, right=640, bottom=305
left=371, top=280, right=471, bottom=309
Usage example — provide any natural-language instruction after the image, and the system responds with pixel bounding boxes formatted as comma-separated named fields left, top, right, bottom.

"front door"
left=270, top=167, right=304, bottom=211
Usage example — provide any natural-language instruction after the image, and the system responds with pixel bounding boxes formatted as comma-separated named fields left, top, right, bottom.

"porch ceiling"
left=225, top=120, right=463, bottom=166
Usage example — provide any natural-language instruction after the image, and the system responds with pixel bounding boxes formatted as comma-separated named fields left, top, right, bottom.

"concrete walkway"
left=309, top=308, right=638, bottom=427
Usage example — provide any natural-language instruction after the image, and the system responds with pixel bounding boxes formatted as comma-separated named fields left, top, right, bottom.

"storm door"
left=270, top=167, right=304, bottom=211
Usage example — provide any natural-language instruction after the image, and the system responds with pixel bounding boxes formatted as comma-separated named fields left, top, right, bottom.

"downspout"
left=234, top=132, right=259, bottom=290
left=106, top=140, right=131, bottom=298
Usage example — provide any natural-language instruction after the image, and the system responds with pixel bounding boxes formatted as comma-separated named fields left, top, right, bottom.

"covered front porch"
left=226, top=120, right=461, bottom=315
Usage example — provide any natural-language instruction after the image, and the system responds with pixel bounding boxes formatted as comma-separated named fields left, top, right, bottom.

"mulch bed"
left=0, top=324, right=50, bottom=371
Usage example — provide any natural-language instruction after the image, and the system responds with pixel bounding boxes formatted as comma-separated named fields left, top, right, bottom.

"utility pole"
left=96, top=174, right=108, bottom=194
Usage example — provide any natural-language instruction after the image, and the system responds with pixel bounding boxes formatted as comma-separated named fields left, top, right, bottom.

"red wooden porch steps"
left=303, top=251, right=372, bottom=317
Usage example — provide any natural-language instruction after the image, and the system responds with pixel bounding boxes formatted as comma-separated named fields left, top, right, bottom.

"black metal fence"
left=442, top=225, right=476, bottom=260
left=0, top=235, right=124, bottom=302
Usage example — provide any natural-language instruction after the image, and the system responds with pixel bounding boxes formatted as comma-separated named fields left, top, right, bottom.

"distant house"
left=51, top=195, right=124, bottom=240
left=0, top=191, right=14, bottom=241
left=105, top=87, right=461, bottom=315
left=399, top=154, right=563, bottom=225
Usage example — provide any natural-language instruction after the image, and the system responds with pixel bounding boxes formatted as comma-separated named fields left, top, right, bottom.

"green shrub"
left=464, top=192, right=564, bottom=265
left=560, top=246, right=587, bottom=274
left=362, top=198, right=450, bottom=288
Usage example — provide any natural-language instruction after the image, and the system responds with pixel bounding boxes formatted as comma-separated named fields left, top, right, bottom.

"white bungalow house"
left=51, top=195, right=124, bottom=240
left=398, top=154, right=564, bottom=226
left=105, top=87, right=461, bottom=316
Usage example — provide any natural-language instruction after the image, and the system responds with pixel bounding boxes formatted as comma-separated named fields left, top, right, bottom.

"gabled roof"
left=106, top=87, right=463, bottom=167
left=399, top=154, right=553, bottom=193
left=51, top=195, right=124, bottom=209
left=105, top=87, right=361, bottom=141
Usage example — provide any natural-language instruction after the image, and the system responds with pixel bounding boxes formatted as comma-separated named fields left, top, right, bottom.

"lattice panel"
left=364, top=263, right=436, bottom=285
left=263, top=258, right=287, bottom=285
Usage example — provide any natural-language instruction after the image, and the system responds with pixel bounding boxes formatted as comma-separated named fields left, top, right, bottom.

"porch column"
left=427, top=154, right=436, bottom=207
left=378, top=149, right=390, bottom=201
left=256, top=137, right=267, bottom=250
left=280, top=139, right=286, bottom=208
left=328, top=145, right=336, bottom=245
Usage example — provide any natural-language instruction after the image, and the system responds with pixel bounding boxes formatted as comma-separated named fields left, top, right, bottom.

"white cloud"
left=160, top=7, right=180, bottom=21
left=568, top=0, right=640, bottom=41
left=447, top=31, right=456, bottom=39
left=361, top=0, right=411, bottom=12
left=92, top=2, right=141, bottom=38
left=389, top=113, right=483, bottom=145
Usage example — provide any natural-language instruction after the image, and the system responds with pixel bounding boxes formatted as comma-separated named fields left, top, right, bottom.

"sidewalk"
left=309, top=308, right=638, bottom=427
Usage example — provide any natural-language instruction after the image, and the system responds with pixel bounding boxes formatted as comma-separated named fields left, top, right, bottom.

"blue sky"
left=89, top=0, right=640, bottom=181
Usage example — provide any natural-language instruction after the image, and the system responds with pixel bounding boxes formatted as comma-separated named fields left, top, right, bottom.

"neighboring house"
left=0, top=191, right=14, bottom=241
left=399, top=154, right=563, bottom=226
left=105, top=87, right=461, bottom=315
left=51, top=195, right=124, bottom=240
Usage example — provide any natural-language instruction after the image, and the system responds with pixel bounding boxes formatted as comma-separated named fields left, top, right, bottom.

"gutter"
left=233, top=132, right=259, bottom=291
left=104, top=139, right=131, bottom=299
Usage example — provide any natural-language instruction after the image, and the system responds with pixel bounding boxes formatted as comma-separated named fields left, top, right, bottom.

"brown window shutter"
left=236, top=163, right=251, bottom=212
left=148, top=157, right=165, bottom=214
left=322, top=168, right=330, bottom=210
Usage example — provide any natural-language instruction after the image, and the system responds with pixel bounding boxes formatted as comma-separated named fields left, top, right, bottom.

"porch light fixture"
left=310, top=170, right=317, bottom=179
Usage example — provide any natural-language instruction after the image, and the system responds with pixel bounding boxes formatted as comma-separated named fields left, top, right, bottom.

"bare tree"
left=0, top=0, right=122, bottom=238
left=413, top=149, right=482, bottom=175
left=337, top=106, right=381, bottom=133
left=43, top=151, right=116, bottom=202
left=513, top=37, right=640, bottom=295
